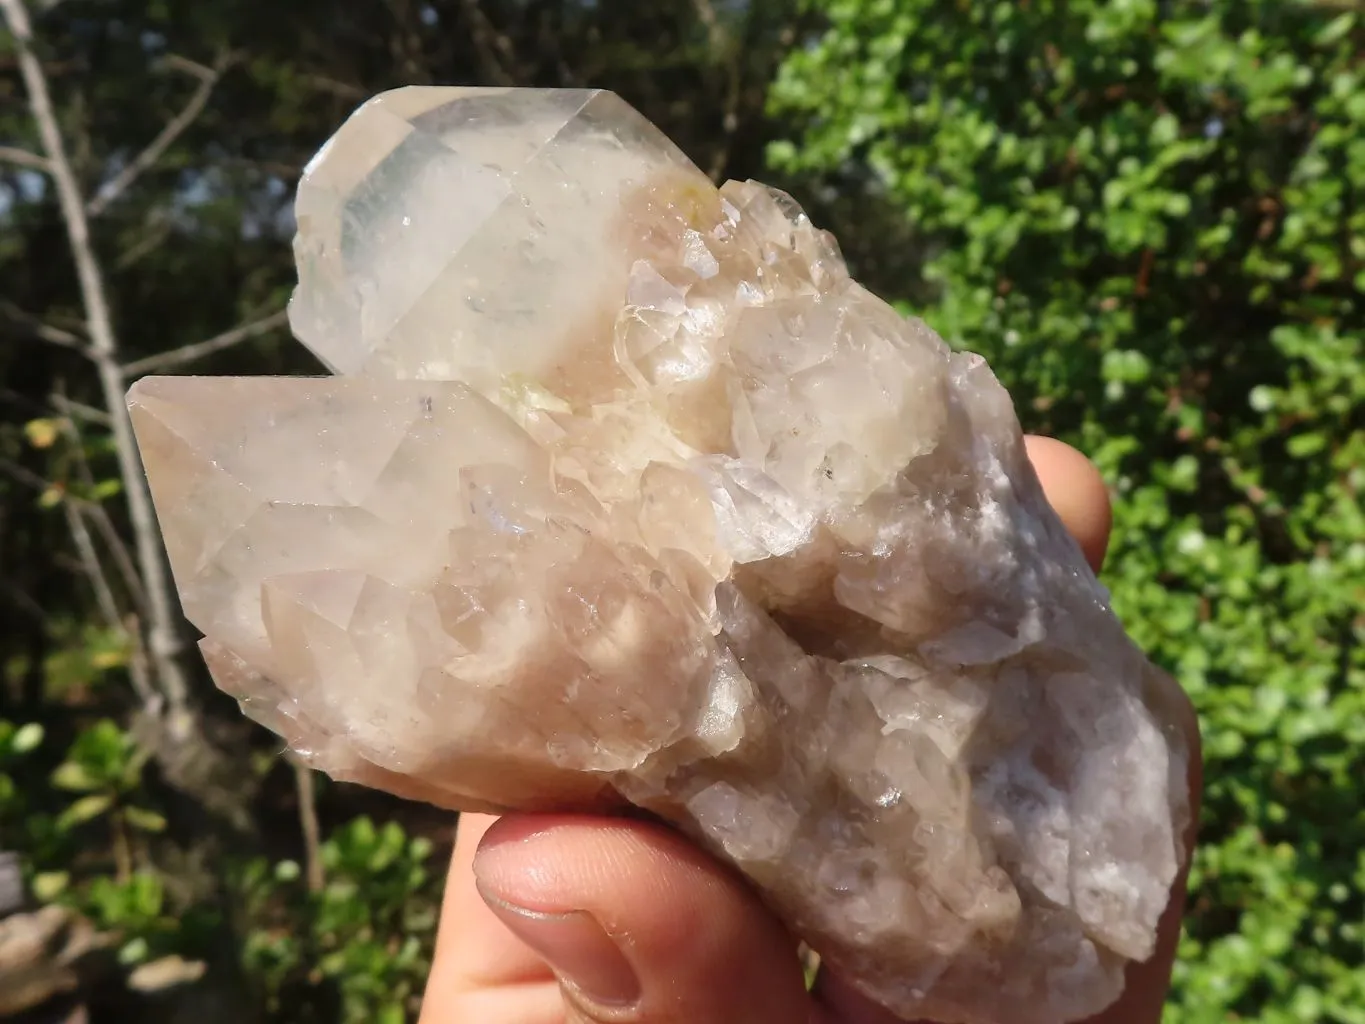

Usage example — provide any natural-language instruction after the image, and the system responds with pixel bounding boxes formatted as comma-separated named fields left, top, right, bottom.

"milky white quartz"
left=129, top=87, right=1191, bottom=1024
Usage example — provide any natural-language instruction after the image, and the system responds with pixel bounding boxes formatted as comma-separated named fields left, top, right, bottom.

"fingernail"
left=479, top=889, right=641, bottom=1008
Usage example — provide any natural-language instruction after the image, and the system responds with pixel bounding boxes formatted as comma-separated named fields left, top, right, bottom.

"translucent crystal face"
left=289, top=87, right=712, bottom=392
left=129, top=88, right=1191, bottom=1024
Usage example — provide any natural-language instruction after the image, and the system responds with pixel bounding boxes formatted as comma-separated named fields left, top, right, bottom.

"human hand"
left=419, top=436, right=1202, bottom=1024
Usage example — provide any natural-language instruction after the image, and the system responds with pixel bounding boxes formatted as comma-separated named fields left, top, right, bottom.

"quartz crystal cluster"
left=128, top=88, right=1192, bottom=1024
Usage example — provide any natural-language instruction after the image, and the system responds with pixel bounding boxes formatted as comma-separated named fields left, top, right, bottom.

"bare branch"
left=691, top=0, right=744, bottom=181
left=0, top=385, right=47, bottom=419
left=85, top=51, right=234, bottom=218
left=54, top=392, right=149, bottom=613
left=302, top=73, right=366, bottom=101
left=48, top=391, right=112, bottom=427
left=692, top=0, right=721, bottom=35
left=0, top=424, right=146, bottom=618
left=292, top=762, right=326, bottom=893
left=62, top=501, right=158, bottom=704
left=88, top=503, right=151, bottom=612
left=457, top=0, right=517, bottom=85
left=0, top=441, right=156, bottom=699
left=0, top=454, right=55, bottom=493
left=1, top=300, right=92, bottom=355
left=0, top=578, right=46, bottom=624
left=28, top=322, right=87, bottom=351
left=114, top=214, right=174, bottom=271
left=62, top=498, right=119, bottom=628
left=120, top=308, right=289, bottom=378
left=1, top=0, right=195, bottom=720
left=161, top=53, right=219, bottom=80
left=0, top=145, right=50, bottom=172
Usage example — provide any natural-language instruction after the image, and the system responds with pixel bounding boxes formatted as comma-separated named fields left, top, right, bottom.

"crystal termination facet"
left=129, top=87, right=1192, bottom=1024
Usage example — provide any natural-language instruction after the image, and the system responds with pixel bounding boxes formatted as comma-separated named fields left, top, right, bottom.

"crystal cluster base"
left=129, top=87, right=1191, bottom=1024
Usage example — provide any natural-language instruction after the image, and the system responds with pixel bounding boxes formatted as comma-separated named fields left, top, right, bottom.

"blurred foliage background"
left=0, top=1, right=1360, bottom=1021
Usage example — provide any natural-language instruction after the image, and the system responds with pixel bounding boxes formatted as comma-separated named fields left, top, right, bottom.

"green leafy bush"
left=52, top=720, right=166, bottom=849
left=771, top=2, right=1364, bottom=1021
left=0, top=718, right=45, bottom=832
left=1, top=706, right=438, bottom=1021
left=241, top=816, right=439, bottom=1024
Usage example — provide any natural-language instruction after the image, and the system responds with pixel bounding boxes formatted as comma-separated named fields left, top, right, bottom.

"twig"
left=85, top=50, right=233, bottom=218
left=62, top=498, right=119, bottom=632
left=48, top=392, right=112, bottom=427
left=1, top=0, right=195, bottom=724
left=692, top=0, right=720, bottom=34
left=1, top=300, right=91, bottom=354
left=457, top=0, right=516, bottom=85
left=88, top=505, right=150, bottom=613
left=120, top=308, right=288, bottom=378
left=292, top=762, right=325, bottom=894
left=0, top=443, right=145, bottom=619
left=0, top=385, right=49, bottom=418
left=0, top=578, right=46, bottom=623
left=161, top=53, right=219, bottom=80
left=691, top=0, right=743, bottom=181
left=0, top=449, right=154, bottom=700
left=54, top=391, right=149, bottom=614
left=25, top=322, right=88, bottom=352
left=0, top=145, right=50, bottom=171
left=61, top=500, right=158, bottom=704
left=0, top=454, right=56, bottom=493
left=301, top=73, right=366, bottom=101
left=114, top=215, right=174, bottom=271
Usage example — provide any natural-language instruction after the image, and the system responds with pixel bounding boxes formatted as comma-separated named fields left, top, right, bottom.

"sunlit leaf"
left=56, top=793, right=113, bottom=830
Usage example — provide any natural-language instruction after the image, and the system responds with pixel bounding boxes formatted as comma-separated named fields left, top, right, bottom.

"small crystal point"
left=130, top=89, right=1192, bottom=1024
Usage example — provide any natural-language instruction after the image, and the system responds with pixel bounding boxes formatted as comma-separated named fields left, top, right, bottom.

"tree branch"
left=114, top=213, right=174, bottom=271
left=0, top=454, right=56, bottom=494
left=53, top=392, right=150, bottom=614
left=0, top=448, right=150, bottom=695
left=0, top=145, right=50, bottom=172
left=62, top=500, right=158, bottom=705
left=120, top=308, right=289, bottom=378
left=47, top=392, right=112, bottom=428
left=1, top=300, right=91, bottom=355
left=692, top=0, right=721, bottom=36
left=1, top=0, right=195, bottom=727
left=85, top=50, right=233, bottom=219
left=292, top=762, right=325, bottom=894
left=691, top=0, right=744, bottom=181
left=301, top=73, right=366, bottom=101
left=457, top=0, right=517, bottom=85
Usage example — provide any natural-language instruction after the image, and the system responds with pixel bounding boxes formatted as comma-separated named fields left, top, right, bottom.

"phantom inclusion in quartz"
left=128, top=88, right=1192, bottom=1024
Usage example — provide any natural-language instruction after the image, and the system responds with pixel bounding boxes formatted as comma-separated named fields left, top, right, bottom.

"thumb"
left=471, top=814, right=813, bottom=1024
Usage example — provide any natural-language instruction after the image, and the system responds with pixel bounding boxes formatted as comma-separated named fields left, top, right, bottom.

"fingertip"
left=1024, top=435, right=1113, bottom=572
left=472, top=815, right=811, bottom=1023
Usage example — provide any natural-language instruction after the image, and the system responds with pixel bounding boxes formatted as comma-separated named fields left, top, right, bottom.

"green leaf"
left=1287, top=432, right=1328, bottom=458
left=51, top=761, right=100, bottom=792
left=1315, top=13, right=1355, bottom=47
left=23, top=418, right=59, bottom=449
left=32, top=871, right=69, bottom=901
left=123, top=805, right=167, bottom=833
left=90, top=479, right=122, bottom=501
left=56, top=793, right=113, bottom=831
left=119, top=936, right=150, bottom=966
left=10, top=723, right=43, bottom=754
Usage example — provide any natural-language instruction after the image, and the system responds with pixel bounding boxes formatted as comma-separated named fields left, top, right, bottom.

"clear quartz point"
left=129, top=87, right=1191, bottom=1024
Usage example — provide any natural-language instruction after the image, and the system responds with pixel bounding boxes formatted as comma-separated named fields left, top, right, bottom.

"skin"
left=420, top=435, right=1203, bottom=1024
